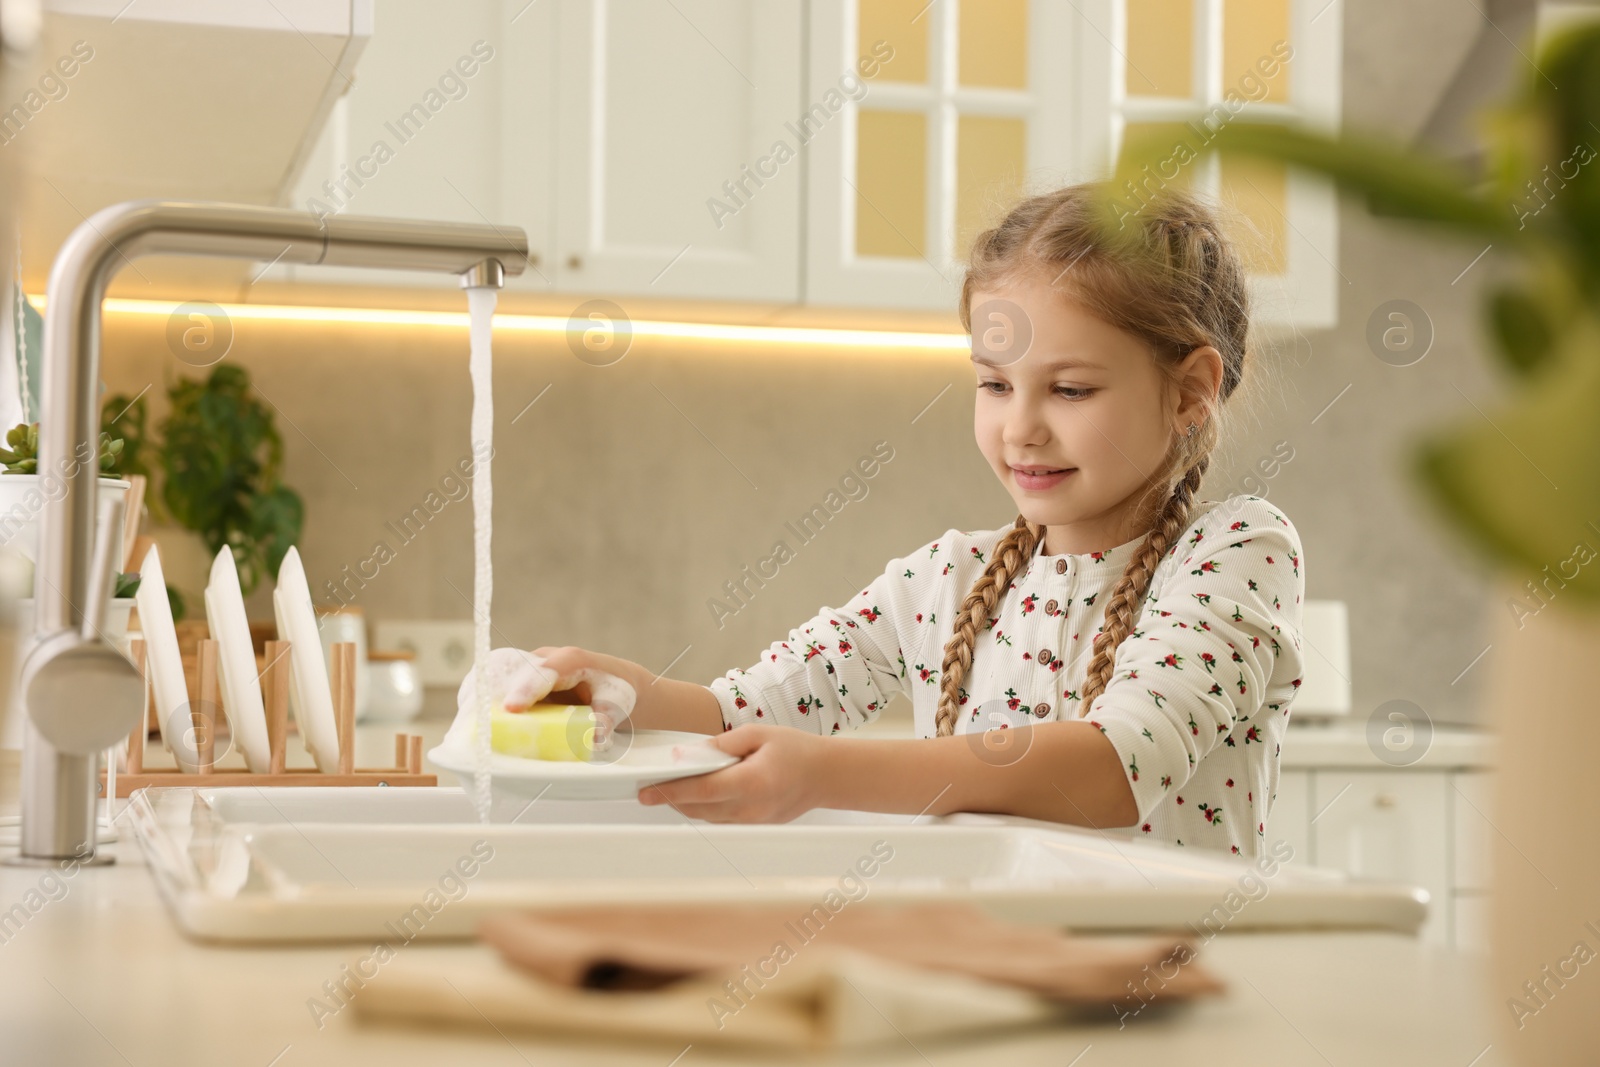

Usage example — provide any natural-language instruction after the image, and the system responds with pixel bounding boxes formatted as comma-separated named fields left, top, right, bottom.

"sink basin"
left=127, top=787, right=1430, bottom=944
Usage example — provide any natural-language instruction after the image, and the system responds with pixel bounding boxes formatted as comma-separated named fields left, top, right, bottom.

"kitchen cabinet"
left=549, top=0, right=805, bottom=302
left=25, top=0, right=372, bottom=294
left=280, top=0, right=541, bottom=291
left=1264, top=730, right=1496, bottom=950
left=802, top=0, right=1342, bottom=324
left=277, top=0, right=1341, bottom=325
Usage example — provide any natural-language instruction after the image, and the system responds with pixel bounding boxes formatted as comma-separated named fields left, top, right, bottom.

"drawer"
left=1265, top=768, right=1312, bottom=868
left=1310, top=770, right=1451, bottom=946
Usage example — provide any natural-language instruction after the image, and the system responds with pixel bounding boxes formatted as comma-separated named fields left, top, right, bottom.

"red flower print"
left=858, top=606, right=881, bottom=623
left=1141, top=823, right=1153, bottom=833
left=1225, top=778, right=1234, bottom=787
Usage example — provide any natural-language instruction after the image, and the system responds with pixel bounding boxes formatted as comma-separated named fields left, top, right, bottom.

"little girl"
left=510, top=181, right=1306, bottom=859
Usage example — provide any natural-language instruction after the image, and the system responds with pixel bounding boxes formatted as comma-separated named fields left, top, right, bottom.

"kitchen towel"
left=353, top=901, right=1223, bottom=1050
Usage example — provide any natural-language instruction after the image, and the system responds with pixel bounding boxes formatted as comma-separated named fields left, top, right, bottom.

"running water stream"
left=466, top=286, right=496, bottom=822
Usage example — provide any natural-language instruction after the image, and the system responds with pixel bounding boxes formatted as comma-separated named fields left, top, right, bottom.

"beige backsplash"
left=97, top=231, right=1508, bottom=727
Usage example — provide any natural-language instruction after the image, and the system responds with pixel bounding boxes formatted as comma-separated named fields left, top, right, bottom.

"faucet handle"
left=82, top=492, right=125, bottom=643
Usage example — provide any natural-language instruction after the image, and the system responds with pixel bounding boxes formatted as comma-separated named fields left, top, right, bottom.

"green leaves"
left=157, top=364, right=302, bottom=597
left=1414, top=309, right=1600, bottom=605
left=0, top=421, right=125, bottom=476
left=0, top=421, right=39, bottom=474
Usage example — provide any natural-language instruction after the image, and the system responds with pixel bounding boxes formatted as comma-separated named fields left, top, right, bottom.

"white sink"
left=127, top=787, right=1429, bottom=944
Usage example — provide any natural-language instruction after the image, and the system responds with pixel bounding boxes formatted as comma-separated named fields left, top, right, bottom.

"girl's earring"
left=1185, top=422, right=1198, bottom=437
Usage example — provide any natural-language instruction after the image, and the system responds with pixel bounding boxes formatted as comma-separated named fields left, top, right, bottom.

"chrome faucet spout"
left=10, top=200, right=528, bottom=865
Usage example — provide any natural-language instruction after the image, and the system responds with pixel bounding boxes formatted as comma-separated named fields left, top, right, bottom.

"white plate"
left=204, top=548, right=270, bottom=771
left=428, top=729, right=739, bottom=801
left=272, top=547, right=340, bottom=773
left=133, top=543, right=201, bottom=773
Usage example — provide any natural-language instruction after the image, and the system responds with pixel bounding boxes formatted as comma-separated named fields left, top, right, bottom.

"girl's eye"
left=1057, top=386, right=1094, bottom=400
left=978, top=381, right=1007, bottom=395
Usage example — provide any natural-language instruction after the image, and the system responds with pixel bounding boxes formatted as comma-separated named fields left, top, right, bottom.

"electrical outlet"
left=372, top=620, right=478, bottom=687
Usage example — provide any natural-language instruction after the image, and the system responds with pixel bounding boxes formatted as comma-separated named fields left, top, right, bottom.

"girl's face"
left=970, top=276, right=1213, bottom=555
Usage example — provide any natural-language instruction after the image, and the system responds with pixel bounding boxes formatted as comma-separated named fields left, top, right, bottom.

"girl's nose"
left=1001, top=397, right=1051, bottom=445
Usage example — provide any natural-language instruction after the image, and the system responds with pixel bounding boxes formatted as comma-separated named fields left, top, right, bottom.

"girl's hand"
left=529, top=645, right=652, bottom=710
left=639, top=724, right=828, bottom=823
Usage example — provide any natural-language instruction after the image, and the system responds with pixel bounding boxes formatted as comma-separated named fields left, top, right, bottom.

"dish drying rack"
left=99, top=636, right=436, bottom=797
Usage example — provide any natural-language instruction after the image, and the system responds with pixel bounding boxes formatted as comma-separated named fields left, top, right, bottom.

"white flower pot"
left=0, top=473, right=131, bottom=575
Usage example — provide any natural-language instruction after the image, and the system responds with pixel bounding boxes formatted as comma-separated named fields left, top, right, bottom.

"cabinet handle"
left=1374, top=792, right=1397, bottom=809
left=567, top=254, right=583, bottom=270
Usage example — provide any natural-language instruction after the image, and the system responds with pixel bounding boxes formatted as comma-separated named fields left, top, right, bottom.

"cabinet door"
left=1265, top=768, right=1312, bottom=870
left=1311, top=770, right=1451, bottom=945
left=282, top=0, right=554, bottom=290
left=804, top=0, right=1080, bottom=310
left=552, top=0, right=803, bottom=301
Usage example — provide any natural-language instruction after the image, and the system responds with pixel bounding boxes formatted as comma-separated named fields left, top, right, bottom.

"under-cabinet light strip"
left=28, top=295, right=971, bottom=351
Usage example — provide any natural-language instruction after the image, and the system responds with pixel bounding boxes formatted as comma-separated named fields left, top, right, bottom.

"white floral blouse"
left=707, top=494, right=1307, bottom=858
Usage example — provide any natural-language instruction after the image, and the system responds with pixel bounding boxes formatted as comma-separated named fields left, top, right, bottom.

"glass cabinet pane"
left=1218, top=154, right=1288, bottom=274
left=958, top=0, right=1028, bottom=89
left=856, top=109, right=928, bottom=258
left=858, top=0, right=930, bottom=84
left=1224, top=0, right=1291, bottom=103
left=1126, top=0, right=1193, bottom=98
left=956, top=115, right=1026, bottom=257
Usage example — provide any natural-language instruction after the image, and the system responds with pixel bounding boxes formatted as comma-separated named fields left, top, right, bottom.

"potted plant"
left=0, top=419, right=133, bottom=580
left=0, top=422, right=141, bottom=653
left=1110, top=22, right=1600, bottom=1064
left=104, top=363, right=304, bottom=618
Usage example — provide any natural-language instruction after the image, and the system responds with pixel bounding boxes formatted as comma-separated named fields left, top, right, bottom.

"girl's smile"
left=1009, top=465, right=1076, bottom=491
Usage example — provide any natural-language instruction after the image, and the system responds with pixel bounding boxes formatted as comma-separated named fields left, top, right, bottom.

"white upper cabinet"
left=804, top=0, right=1342, bottom=326
left=1088, top=0, right=1343, bottom=329
left=274, top=0, right=1341, bottom=325
left=550, top=0, right=804, bottom=302
left=281, top=0, right=541, bottom=290
left=804, top=0, right=1081, bottom=312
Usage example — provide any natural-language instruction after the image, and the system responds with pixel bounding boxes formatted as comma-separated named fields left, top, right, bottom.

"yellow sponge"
left=487, top=702, right=596, bottom=762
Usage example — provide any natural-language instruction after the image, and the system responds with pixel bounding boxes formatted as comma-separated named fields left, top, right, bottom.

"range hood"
left=15, top=0, right=371, bottom=293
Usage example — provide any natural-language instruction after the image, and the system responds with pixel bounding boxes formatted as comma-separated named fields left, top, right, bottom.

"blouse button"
left=1054, top=559, right=1068, bottom=575
left=1033, top=701, right=1052, bottom=718
left=1038, top=648, right=1054, bottom=664
left=1043, top=598, right=1059, bottom=615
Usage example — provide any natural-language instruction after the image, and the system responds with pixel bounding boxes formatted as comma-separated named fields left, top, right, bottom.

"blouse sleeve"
left=1084, top=499, right=1306, bottom=823
left=706, top=533, right=949, bottom=734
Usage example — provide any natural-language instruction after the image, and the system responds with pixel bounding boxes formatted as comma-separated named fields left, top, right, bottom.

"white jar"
left=365, top=649, right=423, bottom=722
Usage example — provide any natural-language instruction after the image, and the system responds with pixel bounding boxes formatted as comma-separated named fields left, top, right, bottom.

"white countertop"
left=0, top=829, right=1509, bottom=1067
left=0, top=717, right=1508, bottom=1066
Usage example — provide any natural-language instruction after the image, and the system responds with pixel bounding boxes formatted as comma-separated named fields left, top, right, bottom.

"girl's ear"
left=1171, top=345, right=1225, bottom=433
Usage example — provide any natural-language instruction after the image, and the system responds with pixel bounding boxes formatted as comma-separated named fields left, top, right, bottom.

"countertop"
left=0, top=718, right=1509, bottom=1066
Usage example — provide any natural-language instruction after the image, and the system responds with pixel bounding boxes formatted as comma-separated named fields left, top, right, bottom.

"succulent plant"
left=0, top=421, right=126, bottom=476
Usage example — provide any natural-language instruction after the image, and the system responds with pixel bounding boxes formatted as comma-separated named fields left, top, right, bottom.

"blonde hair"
left=934, top=181, right=1251, bottom=738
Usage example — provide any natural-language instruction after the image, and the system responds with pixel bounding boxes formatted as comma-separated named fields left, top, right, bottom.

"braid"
left=934, top=515, right=1044, bottom=737
left=1078, top=452, right=1212, bottom=713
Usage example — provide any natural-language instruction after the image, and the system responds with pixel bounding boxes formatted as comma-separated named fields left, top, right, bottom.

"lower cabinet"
left=1268, top=767, right=1491, bottom=949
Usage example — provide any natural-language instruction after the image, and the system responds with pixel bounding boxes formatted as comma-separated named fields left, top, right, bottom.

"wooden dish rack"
left=99, top=635, right=436, bottom=797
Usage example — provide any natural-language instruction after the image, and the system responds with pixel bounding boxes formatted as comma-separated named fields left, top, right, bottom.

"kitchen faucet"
left=7, top=200, right=527, bottom=866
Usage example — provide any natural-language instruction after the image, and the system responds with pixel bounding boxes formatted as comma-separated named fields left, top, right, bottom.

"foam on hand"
left=444, top=646, right=639, bottom=763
